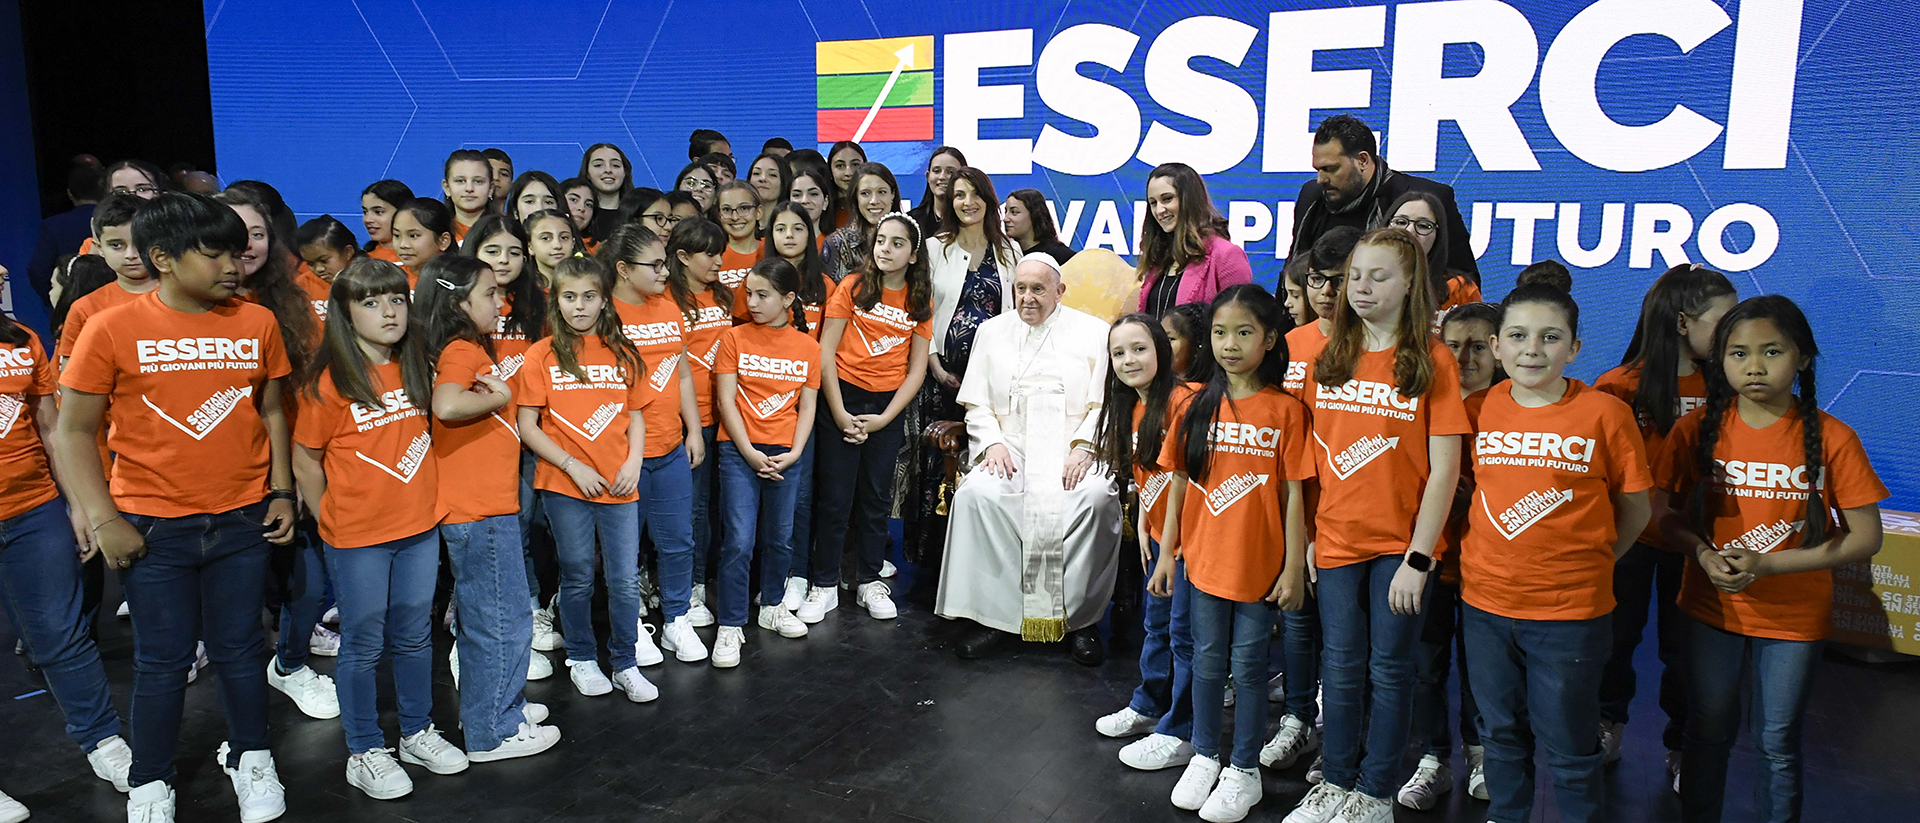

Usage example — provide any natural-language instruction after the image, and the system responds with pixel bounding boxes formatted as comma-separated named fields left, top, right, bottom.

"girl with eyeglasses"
left=1382, top=191, right=1482, bottom=333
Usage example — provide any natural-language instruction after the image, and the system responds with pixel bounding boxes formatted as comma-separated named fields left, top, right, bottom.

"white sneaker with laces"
left=880, top=559, right=897, bottom=578
left=1396, top=754, right=1452, bottom=810
left=398, top=725, right=469, bottom=775
left=186, top=642, right=209, bottom=685
left=687, top=584, right=716, bottom=627
left=567, top=660, right=612, bottom=696
left=125, top=780, right=175, bottom=823
left=1095, top=706, right=1158, bottom=738
left=531, top=603, right=563, bottom=651
left=88, top=734, right=133, bottom=791
left=712, top=626, right=745, bottom=668
left=1331, top=791, right=1392, bottom=823
left=117, top=600, right=131, bottom=619
left=1260, top=715, right=1319, bottom=769
left=266, top=660, right=340, bottom=720
left=467, top=720, right=562, bottom=763
left=1281, top=782, right=1348, bottom=823
left=1199, top=766, right=1263, bottom=823
left=634, top=620, right=664, bottom=666
left=1599, top=720, right=1625, bottom=763
left=527, top=649, right=554, bottom=680
left=321, top=605, right=339, bottom=625
left=1118, top=733, right=1192, bottom=771
left=856, top=581, right=897, bottom=619
left=781, top=577, right=808, bottom=612
left=345, top=748, right=412, bottom=800
left=610, top=667, right=659, bottom=703
left=1170, top=755, right=1222, bottom=811
left=217, top=743, right=286, bottom=823
left=796, top=585, right=838, bottom=624
left=660, top=615, right=709, bottom=662
left=757, top=605, right=809, bottom=638
left=307, top=624, right=340, bottom=657
left=1466, top=744, right=1489, bottom=800
left=0, top=788, right=27, bottom=823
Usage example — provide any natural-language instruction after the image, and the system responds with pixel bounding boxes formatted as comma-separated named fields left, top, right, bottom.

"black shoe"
left=1068, top=628, right=1104, bottom=667
left=956, top=627, right=1009, bottom=660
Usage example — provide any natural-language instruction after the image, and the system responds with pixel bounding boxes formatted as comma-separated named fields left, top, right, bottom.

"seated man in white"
left=935, top=253, right=1120, bottom=665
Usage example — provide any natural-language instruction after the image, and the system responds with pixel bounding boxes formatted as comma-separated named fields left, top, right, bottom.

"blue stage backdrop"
left=206, top=0, right=1920, bottom=510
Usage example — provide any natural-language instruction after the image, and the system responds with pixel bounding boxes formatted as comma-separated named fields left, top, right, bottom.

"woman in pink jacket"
left=1136, top=163, right=1253, bottom=318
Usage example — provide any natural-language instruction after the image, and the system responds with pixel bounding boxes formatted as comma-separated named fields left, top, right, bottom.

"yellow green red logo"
left=815, top=35, right=935, bottom=143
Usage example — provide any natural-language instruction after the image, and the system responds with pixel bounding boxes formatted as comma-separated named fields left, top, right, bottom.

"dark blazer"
left=1288, top=162, right=1478, bottom=281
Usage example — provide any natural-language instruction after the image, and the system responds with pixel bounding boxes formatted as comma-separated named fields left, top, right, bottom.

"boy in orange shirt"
left=56, top=194, right=156, bottom=364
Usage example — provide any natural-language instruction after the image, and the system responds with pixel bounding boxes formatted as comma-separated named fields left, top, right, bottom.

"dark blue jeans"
left=1463, top=604, right=1610, bottom=823
left=786, top=445, right=815, bottom=579
left=518, top=447, right=543, bottom=602
left=1318, top=555, right=1428, bottom=797
left=442, top=515, right=531, bottom=751
left=810, top=381, right=905, bottom=587
left=1412, top=575, right=1480, bottom=757
left=1681, top=617, right=1821, bottom=823
left=273, top=521, right=328, bottom=672
left=120, top=500, right=274, bottom=787
left=1188, top=587, right=1274, bottom=769
left=326, top=529, right=439, bottom=754
left=641, top=443, right=696, bottom=621
left=0, top=497, right=120, bottom=753
left=718, top=442, right=801, bottom=626
left=1128, top=540, right=1194, bottom=740
left=1602, top=542, right=1688, bottom=750
left=690, top=424, right=719, bottom=582
left=543, top=492, right=640, bottom=671
left=1280, top=590, right=1321, bottom=724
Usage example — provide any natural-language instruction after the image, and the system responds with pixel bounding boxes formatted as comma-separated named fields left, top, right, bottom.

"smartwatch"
left=1402, top=551, right=1433, bottom=573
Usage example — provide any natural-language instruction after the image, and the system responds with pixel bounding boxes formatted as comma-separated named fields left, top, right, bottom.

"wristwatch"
left=1402, top=551, right=1433, bottom=573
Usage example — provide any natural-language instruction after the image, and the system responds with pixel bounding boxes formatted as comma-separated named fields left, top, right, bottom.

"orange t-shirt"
left=517, top=336, right=651, bottom=503
left=489, top=297, right=538, bottom=377
left=61, top=293, right=292, bottom=517
left=1304, top=340, right=1472, bottom=568
left=1437, top=386, right=1492, bottom=580
left=1458, top=380, right=1652, bottom=621
left=1655, top=407, right=1888, bottom=641
left=295, top=361, right=440, bottom=547
left=77, top=236, right=95, bottom=256
left=57, top=281, right=146, bottom=359
left=1169, top=386, right=1316, bottom=601
left=614, top=294, right=689, bottom=457
left=1431, top=275, right=1484, bottom=334
left=714, top=322, right=821, bottom=447
left=1281, top=322, right=1330, bottom=402
left=294, top=263, right=331, bottom=320
left=452, top=219, right=472, bottom=244
left=0, top=329, right=60, bottom=520
left=734, top=269, right=836, bottom=340
left=1133, top=383, right=1194, bottom=545
left=369, top=245, right=400, bottom=264
left=432, top=339, right=522, bottom=523
left=718, top=243, right=759, bottom=294
left=824, top=275, right=932, bottom=393
left=1594, top=364, right=1709, bottom=551
left=678, top=289, right=733, bottom=427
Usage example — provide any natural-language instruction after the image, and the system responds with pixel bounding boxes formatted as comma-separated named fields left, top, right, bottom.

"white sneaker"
left=1282, top=782, right=1347, bottom=823
left=1199, top=766, right=1263, bottom=823
left=880, top=559, right=897, bottom=578
left=1260, top=715, right=1319, bottom=769
left=781, top=577, right=808, bottom=612
left=712, top=626, right=744, bottom=668
left=660, top=614, right=709, bottom=662
left=88, top=734, right=133, bottom=791
left=1268, top=671, right=1286, bottom=702
left=449, top=643, right=461, bottom=689
left=307, top=624, right=340, bottom=657
left=345, top=748, right=412, bottom=800
left=1306, top=754, right=1324, bottom=785
left=796, top=585, right=838, bottom=624
left=398, top=725, right=469, bottom=775
left=266, top=660, right=340, bottom=720
left=757, top=605, right=809, bottom=638
left=567, top=660, right=612, bottom=696
left=687, top=584, right=716, bottom=627
left=126, top=780, right=175, bottom=823
left=186, top=642, right=209, bottom=685
left=634, top=620, right=665, bottom=666
left=1223, top=680, right=1235, bottom=707
left=611, top=667, right=659, bottom=703
left=1331, top=791, right=1392, bottom=823
left=1666, top=749, right=1683, bottom=794
left=524, top=702, right=549, bottom=725
left=1095, top=706, right=1158, bottom=738
left=1599, top=720, right=1625, bottom=763
left=117, top=600, right=131, bottom=619
left=856, top=581, right=897, bottom=619
left=0, top=789, right=26, bottom=823
left=1466, top=744, right=1489, bottom=800
left=1118, top=733, right=1192, bottom=771
left=530, top=603, right=563, bottom=651
left=528, top=650, right=553, bottom=680
left=1170, top=755, right=1222, bottom=810
left=1396, top=754, right=1452, bottom=810
left=321, top=605, right=339, bottom=625
left=467, top=720, right=561, bottom=763
left=216, top=744, right=286, bottom=823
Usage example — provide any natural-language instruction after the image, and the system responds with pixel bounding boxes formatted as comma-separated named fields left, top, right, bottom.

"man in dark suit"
left=1288, top=114, right=1479, bottom=282
left=27, top=165, right=106, bottom=306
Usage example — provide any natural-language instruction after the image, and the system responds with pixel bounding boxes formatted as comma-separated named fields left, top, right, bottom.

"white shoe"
left=217, top=744, right=286, bottom=823
left=117, top=600, right=131, bottom=619
left=306, top=624, right=340, bottom=657
left=186, top=642, right=209, bottom=685
left=796, top=585, right=838, bottom=624
left=321, top=605, right=339, bottom=625
left=530, top=603, right=563, bottom=651
left=1260, top=715, right=1320, bottom=769
left=398, top=725, right=469, bottom=775
left=528, top=650, right=554, bottom=680
left=856, top=581, right=897, bottom=619
left=88, top=734, right=133, bottom=791
left=1396, top=754, right=1452, bottom=810
left=1466, top=744, right=1489, bottom=800
left=1095, top=706, right=1158, bottom=738
left=1306, top=754, right=1324, bottom=784
left=781, top=577, right=808, bottom=612
left=757, top=605, right=808, bottom=638
left=880, top=559, right=897, bottom=578
left=1170, top=755, right=1222, bottom=811
left=1599, top=720, right=1625, bottom=763
left=1331, top=791, right=1392, bottom=823
left=686, top=584, right=716, bottom=627
left=660, top=615, right=709, bottom=662
left=126, top=780, right=175, bottom=823
left=1282, top=782, right=1348, bottom=823
left=449, top=643, right=461, bottom=689
left=1223, top=680, right=1235, bottom=707
left=568, top=660, right=612, bottom=696
left=266, top=660, right=340, bottom=720
left=611, top=667, right=659, bottom=703
left=1268, top=671, right=1286, bottom=702
left=524, top=702, right=549, bottom=725
left=1199, top=766, right=1263, bottom=823
left=467, top=720, right=561, bottom=763
left=0, top=789, right=26, bottom=823
left=1667, top=749, right=1683, bottom=794
left=345, top=748, right=412, bottom=800
left=712, top=626, right=744, bottom=668
left=634, top=620, right=665, bottom=666
left=1118, top=733, right=1192, bottom=771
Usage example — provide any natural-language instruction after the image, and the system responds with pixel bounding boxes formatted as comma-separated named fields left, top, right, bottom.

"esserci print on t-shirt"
left=680, top=289, right=732, bottom=427
left=295, top=359, right=440, bottom=548
left=517, top=335, right=652, bottom=503
left=0, top=329, right=59, bottom=521
left=615, top=295, right=689, bottom=456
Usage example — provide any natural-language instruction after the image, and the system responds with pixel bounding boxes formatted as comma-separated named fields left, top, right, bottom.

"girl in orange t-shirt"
left=360, top=179, right=414, bottom=264
left=291, top=258, right=464, bottom=795
left=759, top=203, right=837, bottom=611
left=391, top=198, right=453, bottom=287
left=1654, top=296, right=1885, bottom=823
left=296, top=215, right=361, bottom=285
left=714, top=181, right=762, bottom=295
left=713, top=259, right=822, bottom=663
left=1591, top=264, right=1737, bottom=769
left=524, top=210, right=580, bottom=290
left=1456, top=285, right=1652, bottom=823
left=1160, top=302, right=1208, bottom=382
left=440, top=149, right=494, bottom=244
left=1149, top=286, right=1311, bottom=819
left=666, top=217, right=734, bottom=614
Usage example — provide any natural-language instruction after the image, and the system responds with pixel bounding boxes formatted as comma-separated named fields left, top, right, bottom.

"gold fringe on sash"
left=1021, top=616, right=1067, bottom=643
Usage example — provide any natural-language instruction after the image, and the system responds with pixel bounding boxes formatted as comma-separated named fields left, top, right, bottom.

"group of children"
left=1094, top=224, right=1885, bottom=823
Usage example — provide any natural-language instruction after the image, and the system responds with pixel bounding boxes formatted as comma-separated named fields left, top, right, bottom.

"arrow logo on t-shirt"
left=1139, top=470, right=1172, bottom=513
left=354, top=431, right=432, bottom=484
left=747, top=388, right=797, bottom=419
left=1196, top=472, right=1268, bottom=517
left=552, top=402, right=622, bottom=441
left=691, top=339, right=722, bottom=372
left=854, top=322, right=909, bottom=357
left=0, top=393, right=23, bottom=439
left=1725, top=518, right=1805, bottom=554
left=1314, top=433, right=1399, bottom=480
left=143, top=386, right=253, bottom=441
left=491, top=354, right=523, bottom=381
left=648, top=352, right=682, bottom=391
left=1478, top=487, right=1575, bottom=541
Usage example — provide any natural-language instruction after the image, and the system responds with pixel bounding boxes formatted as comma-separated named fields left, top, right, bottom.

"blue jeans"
left=1412, top=575, right=1480, bottom=757
left=1188, top=587, right=1274, bottom=769
left=1128, top=540, right=1194, bottom=740
left=518, top=447, right=543, bottom=602
left=1602, top=542, right=1688, bottom=750
left=442, top=515, right=531, bottom=751
left=273, top=521, right=328, bottom=672
left=641, top=443, right=696, bottom=620
left=1280, top=591, right=1322, bottom=724
left=1681, top=617, right=1820, bottom=823
left=120, top=501, right=274, bottom=787
left=690, top=424, right=719, bottom=582
left=542, top=492, right=640, bottom=671
left=786, top=445, right=815, bottom=579
left=1318, top=555, right=1428, bottom=797
left=718, top=443, right=800, bottom=627
left=0, top=498, right=120, bottom=753
left=326, top=529, right=439, bottom=754
left=810, top=381, right=905, bottom=587
left=1462, top=604, right=1610, bottom=823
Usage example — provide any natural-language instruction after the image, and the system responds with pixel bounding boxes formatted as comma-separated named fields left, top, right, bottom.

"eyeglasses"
left=680, top=178, right=713, bottom=192
left=719, top=205, right=756, bottom=218
left=1388, top=215, right=1438, bottom=236
left=643, top=213, right=680, bottom=228
left=625, top=259, right=667, bottom=274
left=112, top=185, right=159, bottom=196
left=1306, top=272, right=1335, bottom=289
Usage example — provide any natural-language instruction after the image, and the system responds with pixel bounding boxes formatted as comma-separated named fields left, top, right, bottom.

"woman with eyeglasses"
left=675, top=162, right=720, bottom=215
left=1381, top=191, right=1482, bottom=332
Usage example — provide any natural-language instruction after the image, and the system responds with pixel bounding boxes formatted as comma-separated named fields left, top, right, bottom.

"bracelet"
left=266, top=489, right=297, bottom=503
left=561, top=457, right=576, bottom=472
left=90, top=515, right=124, bottom=535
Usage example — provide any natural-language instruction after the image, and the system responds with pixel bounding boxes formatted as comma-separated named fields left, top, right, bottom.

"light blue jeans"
left=442, top=515, right=531, bottom=750
left=542, top=492, right=640, bottom=671
left=326, top=528, right=440, bottom=754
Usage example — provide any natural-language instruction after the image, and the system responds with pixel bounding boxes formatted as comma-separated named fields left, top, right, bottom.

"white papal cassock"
left=935, top=304, right=1120, bottom=641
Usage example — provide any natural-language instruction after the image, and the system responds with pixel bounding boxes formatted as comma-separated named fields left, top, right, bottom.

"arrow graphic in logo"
left=648, top=352, right=682, bottom=391
left=144, top=386, right=253, bottom=441
left=0, top=393, right=23, bottom=439
left=1479, top=487, right=1575, bottom=541
left=552, top=402, right=622, bottom=441
left=1197, top=472, right=1268, bottom=517
left=1314, top=433, right=1400, bottom=481
left=1139, top=471, right=1172, bottom=513
left=747, top=388, right=797, bottom=419
left=355, top=432, right=432, bottom=484
left=853, top=44, right=915, bottom=143
left=491, top=354, right=524, bottom=381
